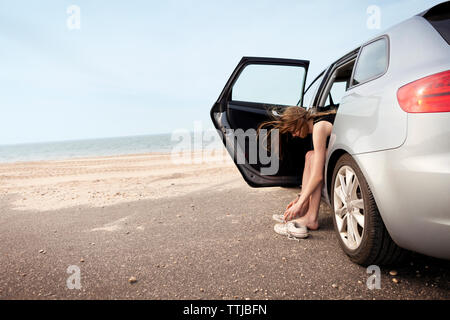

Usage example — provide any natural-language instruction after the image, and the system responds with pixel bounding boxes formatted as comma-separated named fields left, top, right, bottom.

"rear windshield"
left=422, top=2, right=450, bottom=45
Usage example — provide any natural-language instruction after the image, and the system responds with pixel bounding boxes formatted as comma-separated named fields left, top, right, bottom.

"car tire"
left=331, top=154, right=408, bottom=266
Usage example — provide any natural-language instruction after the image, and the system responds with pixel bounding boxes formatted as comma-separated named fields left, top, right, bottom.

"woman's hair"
left=256, top=106, right=336, bottom=159
left=257, top=106, right=336, bottom=138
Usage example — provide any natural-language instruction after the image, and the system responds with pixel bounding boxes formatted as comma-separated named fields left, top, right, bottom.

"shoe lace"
left=287, top=233, right=301, bottom=242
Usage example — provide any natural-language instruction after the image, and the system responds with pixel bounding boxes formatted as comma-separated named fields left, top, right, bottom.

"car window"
left=325, top=81, right=347, bottom=105
left=231, top=64, right=306, bottom=106
left=423, top=2, right=450, bottom=45
left=303, top=72, right=325, bottom=108
left=352, top=38, right=388, bottom=86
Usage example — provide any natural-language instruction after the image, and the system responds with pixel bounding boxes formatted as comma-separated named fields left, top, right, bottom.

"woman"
left=258, top=106, right=336, bottom=239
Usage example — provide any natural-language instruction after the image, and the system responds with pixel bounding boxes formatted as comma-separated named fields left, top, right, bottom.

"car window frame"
left=230, top=62, right=308, bottom=107
left=300, top=69, right=326, bottom=108
left=314, top=52, right=358, bottom=108
left=226, top=58, right=309, bottom=109
left=349, top=35, right=390, bottom=90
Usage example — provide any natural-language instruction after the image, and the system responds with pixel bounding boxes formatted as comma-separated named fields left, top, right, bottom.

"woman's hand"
left=284, top=197, right=308, bottom=221
left=285, top=194, right=300, bottom=210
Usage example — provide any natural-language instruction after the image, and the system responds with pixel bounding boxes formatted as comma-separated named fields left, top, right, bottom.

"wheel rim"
left=333, top=165, right=365, bottom=250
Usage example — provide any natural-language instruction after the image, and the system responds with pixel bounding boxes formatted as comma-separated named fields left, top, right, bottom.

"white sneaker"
left=272, top=214, right=285, bottom=223
left=274, top=222, right=308, bottom=239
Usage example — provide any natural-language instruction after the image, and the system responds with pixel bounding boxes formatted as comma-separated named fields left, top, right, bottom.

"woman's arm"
left=284, top=121, right=331, bottom=220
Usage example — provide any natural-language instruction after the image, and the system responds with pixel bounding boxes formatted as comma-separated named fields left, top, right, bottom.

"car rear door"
left=210, top=57, right=312, bottom=187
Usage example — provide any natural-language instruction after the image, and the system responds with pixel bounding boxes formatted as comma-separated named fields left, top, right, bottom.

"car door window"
left=232, top=64, right=306, bottom=106
left=303, top=72, right=325, bottom=108
left=325, top=81, right=348, bottom=105
left=352, top=37, right=388, bottom=86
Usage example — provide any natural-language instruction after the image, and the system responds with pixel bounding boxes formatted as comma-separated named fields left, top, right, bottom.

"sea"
left=0, top=131, right=223, bottom=163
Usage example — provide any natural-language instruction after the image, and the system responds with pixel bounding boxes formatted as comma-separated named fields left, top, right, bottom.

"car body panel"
left=353, top=112, right=450, bottom=259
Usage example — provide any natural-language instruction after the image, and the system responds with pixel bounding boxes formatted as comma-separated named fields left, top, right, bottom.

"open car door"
left=210, top=57, right=312, bottom=187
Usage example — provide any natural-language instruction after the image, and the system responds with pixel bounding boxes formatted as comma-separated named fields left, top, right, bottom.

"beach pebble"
left=200, top=288, right=205, bottom=292
left=128, top=276, right=137, bottom=284
left=80, top=258, right=85, bottom=263
left=389, top=270, right=398, bottom=276
left=332, top=284, right=338, bottom=288
left=39, top=249, right=46, bottom=254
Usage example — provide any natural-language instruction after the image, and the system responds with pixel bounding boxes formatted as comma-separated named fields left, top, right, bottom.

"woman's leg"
left=293, top=151, right=321, bottom=229
left=299, top=151, right=314, bottom=215
left=302, top=181, right=322, bottom=229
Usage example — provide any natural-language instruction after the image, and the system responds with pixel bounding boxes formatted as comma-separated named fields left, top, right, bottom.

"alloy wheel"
left=333, top=165, right=365, bottom=250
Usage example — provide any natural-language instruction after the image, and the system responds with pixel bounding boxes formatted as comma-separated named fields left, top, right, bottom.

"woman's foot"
left=292, top=214, right=319, bottom=230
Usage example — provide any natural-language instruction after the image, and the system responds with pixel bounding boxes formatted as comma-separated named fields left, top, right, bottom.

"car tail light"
left=397, top=70, right=450, bottom=113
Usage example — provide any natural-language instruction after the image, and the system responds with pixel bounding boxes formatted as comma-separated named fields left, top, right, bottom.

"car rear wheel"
left=331, top=154, right=407, bottom=266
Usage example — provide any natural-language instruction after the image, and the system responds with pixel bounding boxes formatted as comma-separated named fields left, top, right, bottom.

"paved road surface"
left=0, top=182, right=448, bottom=299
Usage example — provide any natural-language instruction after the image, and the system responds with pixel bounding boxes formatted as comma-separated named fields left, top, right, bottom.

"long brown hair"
left=256, top=106, right=336, bottom=158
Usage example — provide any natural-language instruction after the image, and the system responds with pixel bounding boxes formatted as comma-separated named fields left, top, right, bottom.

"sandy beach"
left=0, top=150, right=448, bottom=299
left=0, top=149, right=251, bottom=212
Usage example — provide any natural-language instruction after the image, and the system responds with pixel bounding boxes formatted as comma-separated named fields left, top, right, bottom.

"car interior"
left=227, top=100, right=311, bottom=181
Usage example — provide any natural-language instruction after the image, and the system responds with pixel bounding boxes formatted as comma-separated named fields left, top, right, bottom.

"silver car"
left=210, top=2, right=450, bottom=265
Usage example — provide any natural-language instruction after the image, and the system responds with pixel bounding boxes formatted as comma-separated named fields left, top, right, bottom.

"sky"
left=0, top=0, right=443, bottom=145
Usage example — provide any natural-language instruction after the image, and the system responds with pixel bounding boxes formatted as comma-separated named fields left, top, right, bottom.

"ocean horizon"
left=0, top=131, right=223, bottom=163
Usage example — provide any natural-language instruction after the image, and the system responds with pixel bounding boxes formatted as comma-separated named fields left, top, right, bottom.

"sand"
left=0, top=149, right=262, bottom=211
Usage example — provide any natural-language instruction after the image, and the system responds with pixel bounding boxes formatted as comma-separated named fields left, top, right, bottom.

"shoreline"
left=0, top=147, right=226, bottom=166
